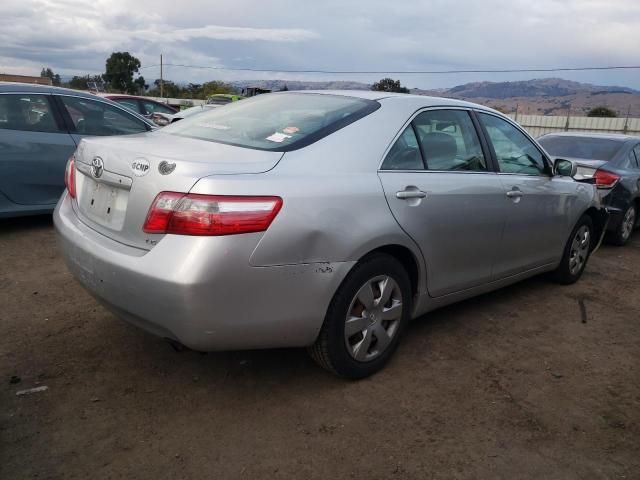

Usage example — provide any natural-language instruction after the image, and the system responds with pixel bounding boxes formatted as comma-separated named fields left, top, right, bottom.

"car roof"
left=539, top=132, right=639, bottom=142
left=0, top=81, right=103, bottom=100
left=286, top=89, right=498, bottom=112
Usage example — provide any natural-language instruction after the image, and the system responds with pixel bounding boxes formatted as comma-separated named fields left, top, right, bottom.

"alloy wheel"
left=569, top=225, right=591, bottom=275
left=621, top=207, right=636, bottom=241
left=344, top=275, right=403, bottom=362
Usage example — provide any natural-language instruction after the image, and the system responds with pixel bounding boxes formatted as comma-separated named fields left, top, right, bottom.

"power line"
left=139, top=63, right=640, bottom=75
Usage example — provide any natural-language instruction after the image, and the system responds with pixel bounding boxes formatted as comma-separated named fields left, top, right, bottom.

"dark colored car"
left=0, top=83, right=155, bottom=218
left=538, top=132, right=640, bottom=245
left=103, top=95, right=179, bottom=118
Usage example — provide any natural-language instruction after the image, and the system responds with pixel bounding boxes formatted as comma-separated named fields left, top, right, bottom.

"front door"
left=378, top=108, right=506, bottom=297
left=477, top=112, right=575, bottom=277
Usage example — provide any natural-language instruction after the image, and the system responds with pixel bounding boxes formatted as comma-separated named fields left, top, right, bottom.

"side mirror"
left=553, top=158, right=576, bottom=177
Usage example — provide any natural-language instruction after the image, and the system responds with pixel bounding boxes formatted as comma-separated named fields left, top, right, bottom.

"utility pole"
left=624, top=105, right=631, bottom=134
left=160, top=54, right=164, bottom=100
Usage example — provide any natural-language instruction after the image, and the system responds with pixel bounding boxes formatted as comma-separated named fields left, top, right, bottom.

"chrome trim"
left=75, top=162, right=133, bottom=190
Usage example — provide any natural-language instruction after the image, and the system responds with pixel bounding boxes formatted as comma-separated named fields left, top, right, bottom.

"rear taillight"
left=593, top=169, right=620, bottom=189
left=65, top=156, right=76, bottom=198
left=143, top=192, right=283, bottom=236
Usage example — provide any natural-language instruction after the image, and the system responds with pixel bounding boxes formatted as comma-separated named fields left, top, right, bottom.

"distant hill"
left=229, top=79, right=370, bottom=92
left=443, top=78, right=638, bottom=99
left=226, top=77, right=640, bottom=116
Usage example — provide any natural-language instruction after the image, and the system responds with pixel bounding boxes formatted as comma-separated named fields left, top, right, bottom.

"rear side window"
left=59, top=96, right=149, bottom=136
left=413, top=110, right=486, bottom=171
left=538, top=135, right=624, bottom=161
left=0, top=94, right=61, bottom=133
left=164, top=93, right=380, bottom=151
left=382, top=127, right=423, bottom=170
left=381, top=109, right=486, bottom=172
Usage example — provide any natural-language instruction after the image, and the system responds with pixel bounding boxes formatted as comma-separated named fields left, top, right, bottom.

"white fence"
left=506, top=114, right=640, bottom=138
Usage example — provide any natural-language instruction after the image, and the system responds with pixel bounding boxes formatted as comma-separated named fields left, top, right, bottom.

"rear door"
left=477, top=112, right=576, bottom=277
left=0, top=93, right=76, bottom=205
left=378, top=108, right=506, bottom=297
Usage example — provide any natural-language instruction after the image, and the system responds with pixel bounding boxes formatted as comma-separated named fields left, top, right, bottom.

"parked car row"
left=0, top=83, right=154, bottom=217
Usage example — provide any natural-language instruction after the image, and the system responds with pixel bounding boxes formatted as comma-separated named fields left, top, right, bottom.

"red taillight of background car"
left=593, top=169, right=620, bottom=189
left=143, top=192, right=283, bottom=236
left=65, top=156, right=76, bottom=198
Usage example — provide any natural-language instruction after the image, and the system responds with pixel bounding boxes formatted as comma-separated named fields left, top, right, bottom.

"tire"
left=551, top=214, right=594, bottom=285
left=607, top=204, right=636, bottom=246
left=309, top=253, right=412, bottom=379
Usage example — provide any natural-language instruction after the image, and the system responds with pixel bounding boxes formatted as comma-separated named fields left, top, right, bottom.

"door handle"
left=396, top=189, right=427, bottom=199
left=506, top=190, right=523, bottom=198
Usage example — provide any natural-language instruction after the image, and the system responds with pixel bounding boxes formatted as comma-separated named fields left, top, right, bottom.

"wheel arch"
left=357, top=244, right=424, bottom=301
left=582, top=206, right=608, bottom=252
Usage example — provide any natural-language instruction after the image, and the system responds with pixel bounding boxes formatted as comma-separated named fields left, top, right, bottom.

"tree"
left=201, top=80, right=235, bottom=97
left=103, top=52, right=143, bottom=94
left=280, top=84, right=289, bottom=91
left=587, top=106, right=617, bottom=118
left=40, top=67, right=61, bottom=86
left=371, top=78, right=409, bottom=93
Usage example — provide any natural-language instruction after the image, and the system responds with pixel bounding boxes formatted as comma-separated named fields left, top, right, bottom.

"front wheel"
left=551, top=215, right=594, bottom=285
left=309, top=253, right=412, bottom=379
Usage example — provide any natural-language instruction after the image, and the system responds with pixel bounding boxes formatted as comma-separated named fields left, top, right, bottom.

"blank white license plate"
left=80, top=177, right=129, bottom=230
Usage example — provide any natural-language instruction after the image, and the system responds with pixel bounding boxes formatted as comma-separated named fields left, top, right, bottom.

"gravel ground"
left=1, top=215, right=639, bottom=480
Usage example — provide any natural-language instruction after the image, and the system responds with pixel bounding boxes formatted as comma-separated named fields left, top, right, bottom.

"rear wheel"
left=551, top=215, right=593, bottom=285
left=309, top=254, right=411, bottom=379
left=608, top=204, right=636, bottom=246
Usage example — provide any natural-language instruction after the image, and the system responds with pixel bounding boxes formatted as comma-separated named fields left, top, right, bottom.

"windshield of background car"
left=163, top=93, right=380, bottom=151
left=538, top=135, right=624, bottom=161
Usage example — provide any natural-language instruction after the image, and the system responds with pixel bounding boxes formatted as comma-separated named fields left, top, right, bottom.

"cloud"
left=1, top=0, right=640, bottom=88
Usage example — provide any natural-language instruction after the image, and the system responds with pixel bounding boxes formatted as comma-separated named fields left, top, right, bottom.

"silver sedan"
left=54, top=91, right=607, bottom=378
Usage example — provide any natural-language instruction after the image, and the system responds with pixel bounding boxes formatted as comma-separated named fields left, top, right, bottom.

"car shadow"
left=1, top=214, right=53, bottom=234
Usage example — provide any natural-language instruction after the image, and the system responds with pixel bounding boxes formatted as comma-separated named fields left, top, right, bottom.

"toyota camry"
left=55, top=91, right=607, bottom=378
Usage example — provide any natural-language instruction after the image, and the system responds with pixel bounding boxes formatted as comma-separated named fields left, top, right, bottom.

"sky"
left=1, top=0, right=640, bottom=90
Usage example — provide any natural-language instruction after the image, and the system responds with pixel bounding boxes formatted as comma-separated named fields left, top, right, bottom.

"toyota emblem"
left=91, top=157, right=104, bottom=179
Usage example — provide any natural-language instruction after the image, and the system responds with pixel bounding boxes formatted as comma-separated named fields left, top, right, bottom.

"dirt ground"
left=1, top=215, right=639, bottom=480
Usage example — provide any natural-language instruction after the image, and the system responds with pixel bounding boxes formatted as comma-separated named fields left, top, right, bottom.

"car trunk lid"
left=72, top=132, right=283, bottom=250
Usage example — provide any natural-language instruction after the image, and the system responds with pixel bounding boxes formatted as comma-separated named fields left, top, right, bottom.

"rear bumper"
left=54, top=193, right=354, bottom=351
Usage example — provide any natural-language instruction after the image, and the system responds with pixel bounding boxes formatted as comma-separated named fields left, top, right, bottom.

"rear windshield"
left=538, top=135, right=624, bottom=161
left=163, top=93, right=380, bottom=151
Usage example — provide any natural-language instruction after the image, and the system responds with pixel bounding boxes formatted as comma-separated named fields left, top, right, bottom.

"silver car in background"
left=54, top=91, right=607, bottom=378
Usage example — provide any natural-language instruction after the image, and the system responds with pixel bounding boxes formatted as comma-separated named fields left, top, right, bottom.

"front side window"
left=413, top=110, right=486, bottom=171
left=163, top=93, right=379, bottom=151
left=479, top=113, right=547, bottom=175
left=59, top=96, right=149, bottom=136
left=0, top=94, right=61, bottom=133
